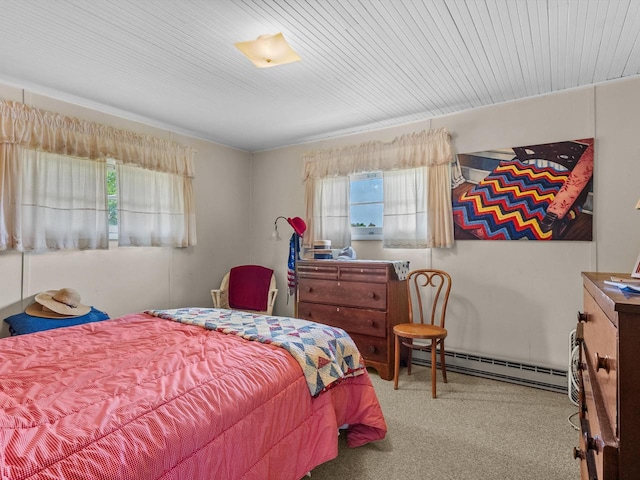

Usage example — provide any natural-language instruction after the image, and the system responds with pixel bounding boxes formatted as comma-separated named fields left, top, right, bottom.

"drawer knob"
left=572, top=447, right=585, bottom=460
left=368, top=292, right=376, bottom=299
left=577, top=311, right=588, bottom=323
left=583, top=432, right=598, bottom=452
left=366, top=319, right=374, bottom=327
left=305, top=286, right=312, bottom=293
left=595, top=353, right=610, bottom=373
left=367, top=345, right=376, bottom=354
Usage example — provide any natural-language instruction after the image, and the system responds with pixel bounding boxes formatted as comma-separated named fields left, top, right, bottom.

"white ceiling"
left=1, top=0, right=639, bottom=152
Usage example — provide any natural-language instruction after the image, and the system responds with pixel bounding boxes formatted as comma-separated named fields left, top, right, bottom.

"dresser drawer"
left=583, top=289, right=618, bottom=433
left=297, top=262, right=391, bottom=283
left=298, top=301, right=387, bottom=338
left=349, top=332, right=388, bottom=364
left=582, top=351, right=619, bottom=480
left=577, top=367, right=598, bottom=480
left=297, top=263, right=339, bottom=280
left=299, top=278, right=387, bottom=310
left=338, top=265, right=390, bottom=283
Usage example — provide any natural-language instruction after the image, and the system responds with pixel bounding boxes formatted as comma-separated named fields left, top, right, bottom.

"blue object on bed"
left=4, top=307, right=110, bottom=336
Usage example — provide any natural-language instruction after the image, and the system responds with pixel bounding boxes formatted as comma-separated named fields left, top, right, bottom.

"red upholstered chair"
left=211, top=265, right=278, bottom=315
left=393, top=269, right=452, bottom=398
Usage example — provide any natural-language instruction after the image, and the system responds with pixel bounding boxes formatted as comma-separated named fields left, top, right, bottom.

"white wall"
left=0, top=85, right=253, bottom=337
left=250, top=77, right=640, bottom=371
left=3, top=75, right=640, bottom=369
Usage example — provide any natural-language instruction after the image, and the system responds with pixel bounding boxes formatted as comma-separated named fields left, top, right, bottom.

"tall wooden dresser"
left=297, top=260, right=409, bottom=380
left=576, top=272, right=640, bottom=480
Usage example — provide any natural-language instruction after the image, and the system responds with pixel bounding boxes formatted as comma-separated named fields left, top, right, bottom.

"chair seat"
left=394, top=323, right=447, bottom=340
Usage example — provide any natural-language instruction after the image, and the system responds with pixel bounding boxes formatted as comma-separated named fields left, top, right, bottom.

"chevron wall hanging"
left=452, top=139, right=594, bottom=241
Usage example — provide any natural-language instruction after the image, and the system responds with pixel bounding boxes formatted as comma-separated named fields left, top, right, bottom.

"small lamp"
left=271, top=216, right=307, bottom=240
left=271, top=216, right=288, bottom=240
left=234, top=33, right=301, bottom=68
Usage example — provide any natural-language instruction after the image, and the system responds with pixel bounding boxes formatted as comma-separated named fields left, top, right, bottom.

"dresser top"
left=299, top=259, right=410, bottom=280
left=582, top=271, right=640, bottom=314
left=299, top=259, right=404, bottom=264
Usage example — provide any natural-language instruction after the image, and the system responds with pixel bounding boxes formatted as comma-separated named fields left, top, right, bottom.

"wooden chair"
left=211, top=266, right=278, bottom=316
left=393, top=269, right=452, bottom=398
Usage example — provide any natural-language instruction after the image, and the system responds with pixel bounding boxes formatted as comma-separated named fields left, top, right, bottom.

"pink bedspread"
left=0, top=313, right=386, bottom=480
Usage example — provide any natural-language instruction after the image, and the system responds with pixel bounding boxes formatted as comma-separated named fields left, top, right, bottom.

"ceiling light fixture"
left=234, top=32, right=301, bottom=68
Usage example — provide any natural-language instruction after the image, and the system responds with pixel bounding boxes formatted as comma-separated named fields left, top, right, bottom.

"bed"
left=0, top=308, right=386, bottom=479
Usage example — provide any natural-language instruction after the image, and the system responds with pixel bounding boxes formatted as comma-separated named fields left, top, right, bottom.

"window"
left=350, top=172, right=383, bottom=240
left=303, top=128, right=454, bottom=250
left=106, top=160, right=118, bottom=241
left=0, top=99, right=196, bottom=252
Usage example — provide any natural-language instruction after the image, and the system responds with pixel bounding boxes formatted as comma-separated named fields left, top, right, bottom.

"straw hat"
left=25, top=288, right=91, bottom=319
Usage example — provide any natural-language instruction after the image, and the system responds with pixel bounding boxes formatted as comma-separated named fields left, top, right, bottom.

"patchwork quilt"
left=147, top=308, right=365, bottom=396
left=452, top=159, right=579, bottom=240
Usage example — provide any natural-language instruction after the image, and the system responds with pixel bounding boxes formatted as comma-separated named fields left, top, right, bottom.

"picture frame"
left=632, top=253, right=640, bottom=278
left=451, top=139, right=594, bottom=241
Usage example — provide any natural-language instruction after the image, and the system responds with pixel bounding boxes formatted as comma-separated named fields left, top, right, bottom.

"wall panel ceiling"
left=0, top=0, right=638, bottom=151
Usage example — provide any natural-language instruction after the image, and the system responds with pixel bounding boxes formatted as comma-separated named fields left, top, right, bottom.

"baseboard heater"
left=411, top=350, right=568, bottom=394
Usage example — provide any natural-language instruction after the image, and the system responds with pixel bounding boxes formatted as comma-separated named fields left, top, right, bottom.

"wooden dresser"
left=576, top=272, right=640, bottom=480
left=297, top=260, right=409, bottom=380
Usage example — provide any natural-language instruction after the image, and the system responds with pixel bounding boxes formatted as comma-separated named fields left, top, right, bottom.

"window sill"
left=351, top=227, right=382, bottom=241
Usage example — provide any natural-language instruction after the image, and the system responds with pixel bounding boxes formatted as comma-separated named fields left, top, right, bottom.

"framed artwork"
left=451, top=139, right=594, bottom=241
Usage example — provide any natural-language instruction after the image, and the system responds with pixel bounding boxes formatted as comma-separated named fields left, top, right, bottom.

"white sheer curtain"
left=0, top=100, right=196, bottom=251
left=382, top=167, right=427, bottom=248
left=310, top=175, right=351, bottom=248
left=17, top=147, right=108, bottom=251
left=303, top=128, right=455, bottom=249
left=383, top=162, right=454, bottom=248
left=117, top=164, right=195, bottom=247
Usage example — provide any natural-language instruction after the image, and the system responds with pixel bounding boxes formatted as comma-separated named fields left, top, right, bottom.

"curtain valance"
left=0, top=100, right=195, bottom=177
left=302, top=128, right=452, bottom=179
left=303, top=127, right=455, bottom=249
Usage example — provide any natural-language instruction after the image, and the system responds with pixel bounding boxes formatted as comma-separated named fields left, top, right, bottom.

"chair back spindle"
left=407, top=269, right=451, bottom=329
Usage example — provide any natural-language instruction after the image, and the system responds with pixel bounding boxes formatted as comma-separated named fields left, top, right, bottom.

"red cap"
left=287, top=217, right=307, bottom=236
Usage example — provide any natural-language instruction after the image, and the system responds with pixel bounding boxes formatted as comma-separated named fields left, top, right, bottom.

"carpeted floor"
left=310, top=366, right=580, bottom=479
